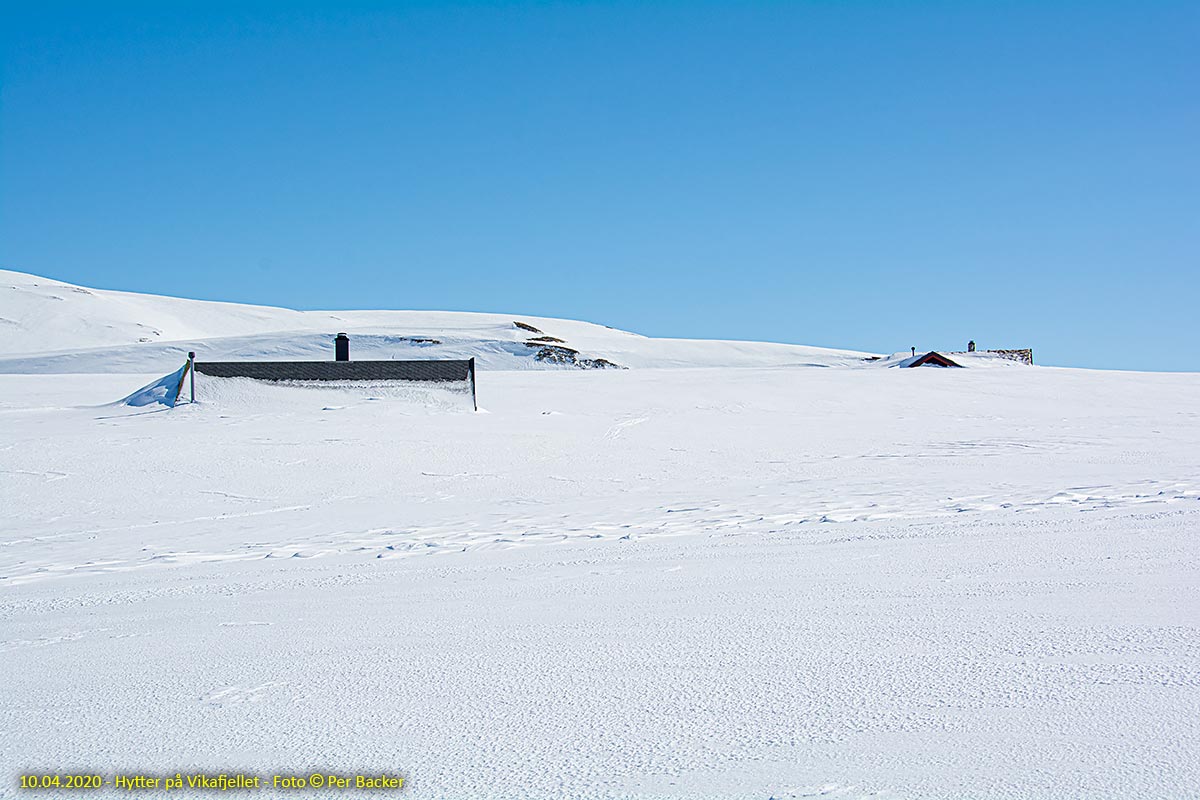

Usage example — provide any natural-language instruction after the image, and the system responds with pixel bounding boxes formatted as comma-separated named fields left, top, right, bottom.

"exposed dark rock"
left=526, top=342, right=625, bottom=369
left=514, top=321, right=543, bottom=333
left=579, top=358, right=625, bottom=370
left=530, top=344, right=579, bottom=364
left=527, top=335, right=566, bottom=343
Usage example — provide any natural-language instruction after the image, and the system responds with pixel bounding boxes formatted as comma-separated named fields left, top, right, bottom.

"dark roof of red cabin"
left=907, top=351, right=962, bottom=368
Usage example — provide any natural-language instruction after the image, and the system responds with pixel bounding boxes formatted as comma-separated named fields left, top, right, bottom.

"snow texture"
left=1, top=272, right=1198, bottom=799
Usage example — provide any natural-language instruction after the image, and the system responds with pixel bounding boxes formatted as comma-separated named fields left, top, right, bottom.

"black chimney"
left=335, top=333, right=349, bottom=361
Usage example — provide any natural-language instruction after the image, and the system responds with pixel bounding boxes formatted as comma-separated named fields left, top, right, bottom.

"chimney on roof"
left=335, top=333, right=349, bottom=361
left=911, top=346, right=916, bottom=357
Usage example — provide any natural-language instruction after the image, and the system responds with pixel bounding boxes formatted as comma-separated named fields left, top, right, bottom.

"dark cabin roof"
left=905, top=351, right=962, bottom=368
left=193, top=359, right=472, bottom=382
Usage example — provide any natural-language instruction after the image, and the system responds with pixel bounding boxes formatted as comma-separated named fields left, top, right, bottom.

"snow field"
left=2, top=272, right=1199, bottom=798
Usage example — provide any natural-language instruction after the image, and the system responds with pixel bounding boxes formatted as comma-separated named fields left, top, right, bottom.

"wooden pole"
left=468, top=357, right=477, bottom=412
left=172, top=358, right=191, bottom=407
left=188, top=352, right=196, bottom=403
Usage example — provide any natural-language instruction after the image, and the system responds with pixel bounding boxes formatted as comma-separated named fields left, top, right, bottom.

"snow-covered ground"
left=2, top=272, right=1199, bottom=799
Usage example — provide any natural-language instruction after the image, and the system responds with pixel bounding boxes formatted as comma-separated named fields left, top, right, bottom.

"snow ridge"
left=0, top=269, right=873, bottom=373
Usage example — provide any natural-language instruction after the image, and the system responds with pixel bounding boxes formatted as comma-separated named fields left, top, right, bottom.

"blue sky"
left=1, top=2, right=1196, bottom=370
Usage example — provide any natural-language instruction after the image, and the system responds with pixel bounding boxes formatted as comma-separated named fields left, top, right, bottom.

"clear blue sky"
left=2, top=2, right=1196, bottom=370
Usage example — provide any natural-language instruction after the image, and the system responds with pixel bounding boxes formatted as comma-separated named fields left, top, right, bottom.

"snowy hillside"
left=0, top=269, right=873, bottom=373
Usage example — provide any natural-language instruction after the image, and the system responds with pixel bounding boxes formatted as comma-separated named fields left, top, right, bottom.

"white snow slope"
left=0, top=270, right=872, bottom=373
left=1, top=272, right=1199, bottom=800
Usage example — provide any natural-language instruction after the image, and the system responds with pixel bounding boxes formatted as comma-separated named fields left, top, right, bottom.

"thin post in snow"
left=468, top=357, right=477, bottom=412
left=188, top=352, right=196, bottom=403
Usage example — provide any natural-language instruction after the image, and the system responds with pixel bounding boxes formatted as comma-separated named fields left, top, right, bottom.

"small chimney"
left=335, top=332, right=349, bottom=361
left=911, top=346, right=916, bottom=357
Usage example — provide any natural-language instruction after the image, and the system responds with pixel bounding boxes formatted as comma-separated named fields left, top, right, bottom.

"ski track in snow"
left=4, top=479, right=1198, bottom=585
